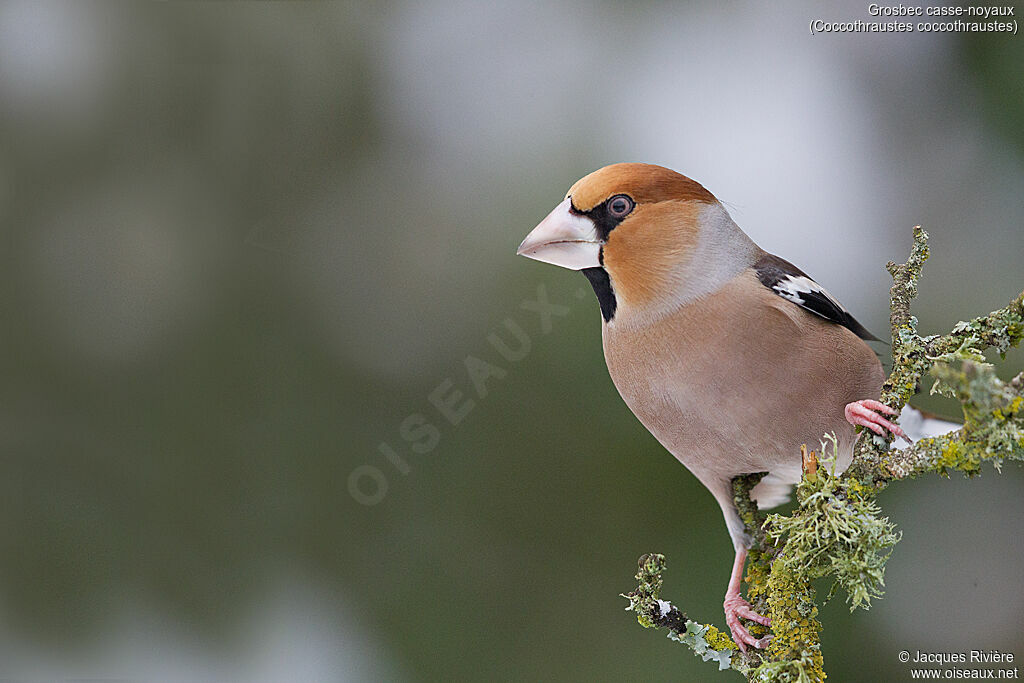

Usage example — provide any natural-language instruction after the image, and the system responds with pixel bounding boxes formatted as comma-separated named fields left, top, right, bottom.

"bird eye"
left=607, top=194, right=634, bottom=219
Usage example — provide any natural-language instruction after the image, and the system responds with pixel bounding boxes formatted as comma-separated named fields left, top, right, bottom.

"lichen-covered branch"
left=622, top=554, right=748, bottom=675
left=623, top=227, right=1023, bottom=681
left=849, top=227, right=1023, bottom=486
left=883, top=363, right=1024, bottom=479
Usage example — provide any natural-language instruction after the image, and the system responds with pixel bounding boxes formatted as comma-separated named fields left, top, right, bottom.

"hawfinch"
left=517, top=163, right=910, bottom=650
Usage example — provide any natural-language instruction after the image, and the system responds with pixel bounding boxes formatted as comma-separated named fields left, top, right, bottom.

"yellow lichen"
left=845, top=478, right=867, bottom=499
left=703, top=625, right=737, bottom=652
left=745, top=548, right=772, bottom=603
left=937, top=440, right=981, bottom=476
left=993, top=395, right=1023, bottom=420
left=755, top=558, right=825, bottom=682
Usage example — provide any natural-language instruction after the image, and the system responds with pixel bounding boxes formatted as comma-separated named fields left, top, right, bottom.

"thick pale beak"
left=516, top=198, right=602, bottom=270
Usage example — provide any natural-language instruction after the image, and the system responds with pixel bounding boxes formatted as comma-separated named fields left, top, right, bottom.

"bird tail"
left=750, top=466, right=803, bottom=510
left=894, top=404, right=960, bottom=444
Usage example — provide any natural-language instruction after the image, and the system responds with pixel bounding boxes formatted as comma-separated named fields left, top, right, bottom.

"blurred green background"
left=1, top=1, right=1022, bottom=680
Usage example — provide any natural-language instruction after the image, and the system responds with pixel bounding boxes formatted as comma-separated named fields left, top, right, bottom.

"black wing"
left=753, top=252, right=880, bottom=342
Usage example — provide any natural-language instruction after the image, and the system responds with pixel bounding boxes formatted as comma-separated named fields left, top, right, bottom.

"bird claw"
left=844, top=399, right=912, bottom=445
left=724, top=593, right=771, bottom=652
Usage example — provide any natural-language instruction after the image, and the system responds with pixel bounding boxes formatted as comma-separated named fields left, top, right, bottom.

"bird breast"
left=600, top=270, right=883, bottom=483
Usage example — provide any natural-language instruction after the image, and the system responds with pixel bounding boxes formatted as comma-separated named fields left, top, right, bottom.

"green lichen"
left=621, top=553, right=671, bottom=629
left=765, top=436, right=900, bottom=610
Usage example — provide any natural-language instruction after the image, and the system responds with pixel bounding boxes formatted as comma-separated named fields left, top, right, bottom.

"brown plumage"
left=566, top=162, right=717, bottom=209
left=518, top=163, right=906, bottom=650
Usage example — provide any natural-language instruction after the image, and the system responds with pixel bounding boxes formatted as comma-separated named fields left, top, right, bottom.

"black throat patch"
left=581, top=267, right=617, bottom=322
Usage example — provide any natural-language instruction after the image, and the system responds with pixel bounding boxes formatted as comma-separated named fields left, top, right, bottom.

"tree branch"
left=622, top=553, right=749, bottom=675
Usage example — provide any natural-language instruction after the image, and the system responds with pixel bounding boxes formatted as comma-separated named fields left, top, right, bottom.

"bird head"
left=518, top=163, right=754, bottom=324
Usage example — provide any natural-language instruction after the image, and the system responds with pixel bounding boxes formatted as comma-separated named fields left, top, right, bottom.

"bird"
left=516, top=162, right=914, bottom=651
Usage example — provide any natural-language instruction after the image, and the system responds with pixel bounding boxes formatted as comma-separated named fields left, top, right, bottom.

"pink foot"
left=845, top=399, right=912, bottom=444
left=724, top=592, right=771, bottom=652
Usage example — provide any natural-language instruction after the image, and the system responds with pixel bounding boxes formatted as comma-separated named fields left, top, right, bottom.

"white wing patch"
left=755, top=252, right=878, bottom=339
left=771, top=275, right=847, bottom=312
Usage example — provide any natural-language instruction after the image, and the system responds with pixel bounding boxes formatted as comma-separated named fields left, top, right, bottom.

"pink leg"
left=844, top=399, right=912, bottom=445
left=723, top=546, right=771, bottom=652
